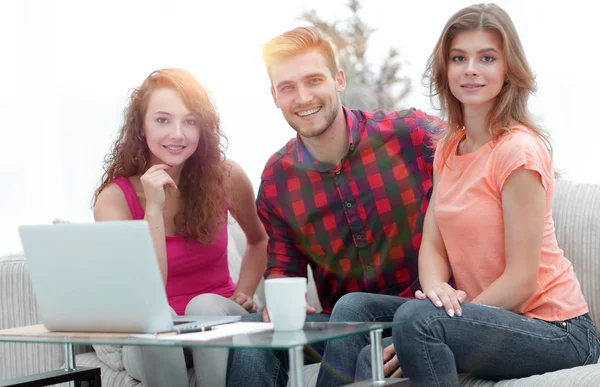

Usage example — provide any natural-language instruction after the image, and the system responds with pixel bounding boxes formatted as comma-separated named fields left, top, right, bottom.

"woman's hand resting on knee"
left=415, top=283, right=467, bottom=317
left=229, top=292, right=258, bottom=313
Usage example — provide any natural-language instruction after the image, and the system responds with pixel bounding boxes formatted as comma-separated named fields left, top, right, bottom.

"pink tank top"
left=112, top=176, right=236, bottom=315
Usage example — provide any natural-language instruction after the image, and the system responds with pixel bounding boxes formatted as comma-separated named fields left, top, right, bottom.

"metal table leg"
left=370, top=329, right=384, bottom=382
left=288, top=345, right=304, bottom=387
left=341, top=330, right=410, bottom=386
left=64, top=344, right=76, bottom=387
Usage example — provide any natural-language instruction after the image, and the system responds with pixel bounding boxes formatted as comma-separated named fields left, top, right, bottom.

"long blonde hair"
left=425, top=3, right=552, bottom=167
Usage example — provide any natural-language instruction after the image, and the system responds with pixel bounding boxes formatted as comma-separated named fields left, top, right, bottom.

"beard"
left=288, top=95, right=341, bottom=139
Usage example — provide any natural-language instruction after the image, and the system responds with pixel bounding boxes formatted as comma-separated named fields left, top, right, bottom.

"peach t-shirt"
left=434, top=127, right=588, bottom=321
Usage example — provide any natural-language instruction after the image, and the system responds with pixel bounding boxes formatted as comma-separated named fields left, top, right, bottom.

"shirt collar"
left=295, top=106, right=360, bottom=172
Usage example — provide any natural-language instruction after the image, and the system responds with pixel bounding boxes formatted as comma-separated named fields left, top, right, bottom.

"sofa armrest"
left=553, top=180, right=600, bottom=335
left=0, top=254, right=66, bottom=379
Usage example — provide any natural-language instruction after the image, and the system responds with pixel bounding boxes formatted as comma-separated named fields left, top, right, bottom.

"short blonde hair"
left=262, top=26, right=338, bottom=78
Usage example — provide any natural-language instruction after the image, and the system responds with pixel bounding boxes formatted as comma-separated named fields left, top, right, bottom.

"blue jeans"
left=392, top=299, right=600, bottom=387
left=226, top=311, right=331, bottom=387
left=315, top=293, right=411, bottom=386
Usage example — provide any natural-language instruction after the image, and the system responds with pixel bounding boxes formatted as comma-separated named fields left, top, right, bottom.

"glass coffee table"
left=0, top=321, right=409, bottom=387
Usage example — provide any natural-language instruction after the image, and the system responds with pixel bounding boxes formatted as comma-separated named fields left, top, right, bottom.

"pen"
left=154, top=325, right=214, bottom=337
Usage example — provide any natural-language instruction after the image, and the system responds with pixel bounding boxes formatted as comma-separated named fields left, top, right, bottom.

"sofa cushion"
left=226, top=218, right=265, bottom=310
left=92, top=344, right=124, bottom=372
left=553, top=179, right=600, bottom=334
left=459, top=363, right=600, bottom=386
left=76, top=352, right=140, bottom=386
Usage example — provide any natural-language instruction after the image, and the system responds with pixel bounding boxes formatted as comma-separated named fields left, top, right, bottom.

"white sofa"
left=1, top=179, right=599, bottom=386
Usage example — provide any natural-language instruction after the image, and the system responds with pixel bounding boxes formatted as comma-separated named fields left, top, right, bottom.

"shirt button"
left=356, top=235, right=363, bottom=240
left=345, top=202, right=352, bottom=208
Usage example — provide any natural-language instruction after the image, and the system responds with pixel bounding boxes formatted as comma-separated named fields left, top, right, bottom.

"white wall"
left=1, top=0, right=598, bottom=254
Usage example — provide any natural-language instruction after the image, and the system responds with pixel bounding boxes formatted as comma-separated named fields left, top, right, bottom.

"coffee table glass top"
left=0, top=322, right=399, bottom=349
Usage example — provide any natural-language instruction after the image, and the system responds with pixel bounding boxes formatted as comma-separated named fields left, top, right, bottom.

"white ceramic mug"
left=264, top=277, right=307, bottom=331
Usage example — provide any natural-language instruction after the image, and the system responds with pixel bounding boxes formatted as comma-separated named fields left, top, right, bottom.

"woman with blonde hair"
left=390, top=3, right=599, bottom=386
left=93, top=68, right=267, bottom=386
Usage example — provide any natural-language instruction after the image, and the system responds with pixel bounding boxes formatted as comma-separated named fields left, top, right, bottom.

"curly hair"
left=424, top=3, right=552, bottom=168
left=93, top=68, right=229, bottom=244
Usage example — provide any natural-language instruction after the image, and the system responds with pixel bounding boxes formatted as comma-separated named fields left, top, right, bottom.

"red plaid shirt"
left=257, top=107, right=437, bottom=313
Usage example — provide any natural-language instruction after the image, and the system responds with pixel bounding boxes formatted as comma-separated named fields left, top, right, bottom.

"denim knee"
left=392, top=300, right=435, bottom=343
left=393, top=299, right=436, bottom=324
left=329, top=292, right=376, bottom=322
left=227, top=347, right=283, bottom=387
left=355, top=344, right=372, bottom=381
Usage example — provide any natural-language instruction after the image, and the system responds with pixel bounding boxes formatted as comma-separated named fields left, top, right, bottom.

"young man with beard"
left=227, top=26, right=440, bottom=386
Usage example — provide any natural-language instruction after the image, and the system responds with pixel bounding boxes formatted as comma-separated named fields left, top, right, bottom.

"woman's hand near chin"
left=140, top=164, right=178, bottom=213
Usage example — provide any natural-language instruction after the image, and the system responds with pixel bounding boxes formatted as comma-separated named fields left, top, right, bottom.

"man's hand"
left=261, top=304, right=317, bottom=322
left=229, top=292, right=258, bottom=313
left=383, top=343, right=402, bottom=378
left=415, top=282, right=467, bottom=317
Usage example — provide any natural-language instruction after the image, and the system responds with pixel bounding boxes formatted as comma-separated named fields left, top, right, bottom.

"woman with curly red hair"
left=93, top=68, right=267, bottom=387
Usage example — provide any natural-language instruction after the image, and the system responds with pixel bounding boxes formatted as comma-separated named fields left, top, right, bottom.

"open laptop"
left=18, top=221, right=240, bottom=333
